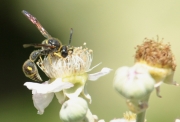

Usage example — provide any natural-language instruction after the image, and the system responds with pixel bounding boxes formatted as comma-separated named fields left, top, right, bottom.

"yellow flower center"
left=62, top=73, right=88, bottom=85
left=123, top=111, right=136, bottom=121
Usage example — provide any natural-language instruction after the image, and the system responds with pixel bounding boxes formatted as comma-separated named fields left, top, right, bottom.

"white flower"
left=24, top=45, right=112, bottom=115
left=110, top=119, right=135, bottom=122
left=110, top=111, right=136, bottom=122
left=175, top=119, right=180, bottom=122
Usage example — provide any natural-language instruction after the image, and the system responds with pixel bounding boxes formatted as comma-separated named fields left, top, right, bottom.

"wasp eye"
left=60, top=46, right=68, bottom=58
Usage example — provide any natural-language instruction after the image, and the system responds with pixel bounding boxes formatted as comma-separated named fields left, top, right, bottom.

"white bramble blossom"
left=175, top=119, right=180, bottom=122
left=24, top=45, right=112, bottom=115
left=110, top=119, right=135, bottom=122
left=110, top=111, right=136, bottom=122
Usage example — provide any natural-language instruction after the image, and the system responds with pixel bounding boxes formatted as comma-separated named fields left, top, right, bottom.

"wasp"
left=22, top=10, right=73, bottom=82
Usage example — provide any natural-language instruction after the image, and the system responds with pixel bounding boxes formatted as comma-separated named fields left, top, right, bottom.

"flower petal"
left=33, top=92, right=54, bottom=115
left=55, top=91, right=66, bottom=104
left=82, top=82, right=92, bottom=104
left=64, top=83, right=84, bottom=99
left=88, top=67, right=112, bottom=81
left=84, top=109, right=95, bottom=122
left=24, top=78, right=74, bottom=94
left=98, top=120, right=105, bottom=122
left=110, top=118, right=130, bottom=122
left=163, top=71, right=179, bottom=85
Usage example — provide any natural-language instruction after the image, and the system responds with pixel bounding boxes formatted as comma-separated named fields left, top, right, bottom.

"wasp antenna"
left=23, top=44, right=32, bottom=48
left=22, top=10, right=52, bottom=39
left=68, top=28, right=73, bottom=46
left=23, top=44, right=38, bottom=48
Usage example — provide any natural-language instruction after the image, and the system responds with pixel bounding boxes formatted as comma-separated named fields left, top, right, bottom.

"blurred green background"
left=1, top=0, right=180, bottom=122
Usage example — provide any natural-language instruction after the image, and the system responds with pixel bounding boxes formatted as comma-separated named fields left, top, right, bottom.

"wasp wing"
left=22, top=10, right=52, bottom=39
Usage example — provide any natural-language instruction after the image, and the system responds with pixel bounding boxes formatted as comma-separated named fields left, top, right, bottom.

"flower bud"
left=60, top=97, right=88, bottom=122
left=114, top=64, right=155, bottom=100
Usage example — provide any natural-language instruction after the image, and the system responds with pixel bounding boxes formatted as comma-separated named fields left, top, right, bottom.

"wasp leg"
left=22, top=59, right=42, bottom=82
left=36, top=56, right=44, bottom=70
left=39, top=55, right=43, bottom=62
left=54, top=52, right=62, bottom=58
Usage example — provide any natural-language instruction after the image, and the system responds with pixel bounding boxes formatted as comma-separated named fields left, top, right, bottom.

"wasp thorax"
left=37, top=44, right=93, bottom=79
left=48, top=38, right=61, bottom=50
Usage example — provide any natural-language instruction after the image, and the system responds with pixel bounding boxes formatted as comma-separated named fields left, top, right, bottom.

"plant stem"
left=136, top=111, right=146, bottom=122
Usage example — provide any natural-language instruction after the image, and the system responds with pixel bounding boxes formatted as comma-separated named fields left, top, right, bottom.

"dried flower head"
left=134, top=37, right=178, bottom=87
left=134, top=37, right=178, bottom=97
left=135, top=37, right=176, bottom=70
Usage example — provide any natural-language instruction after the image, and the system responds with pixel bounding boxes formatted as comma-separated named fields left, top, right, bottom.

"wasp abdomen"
left=22, top=59, right=42, bottom=82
